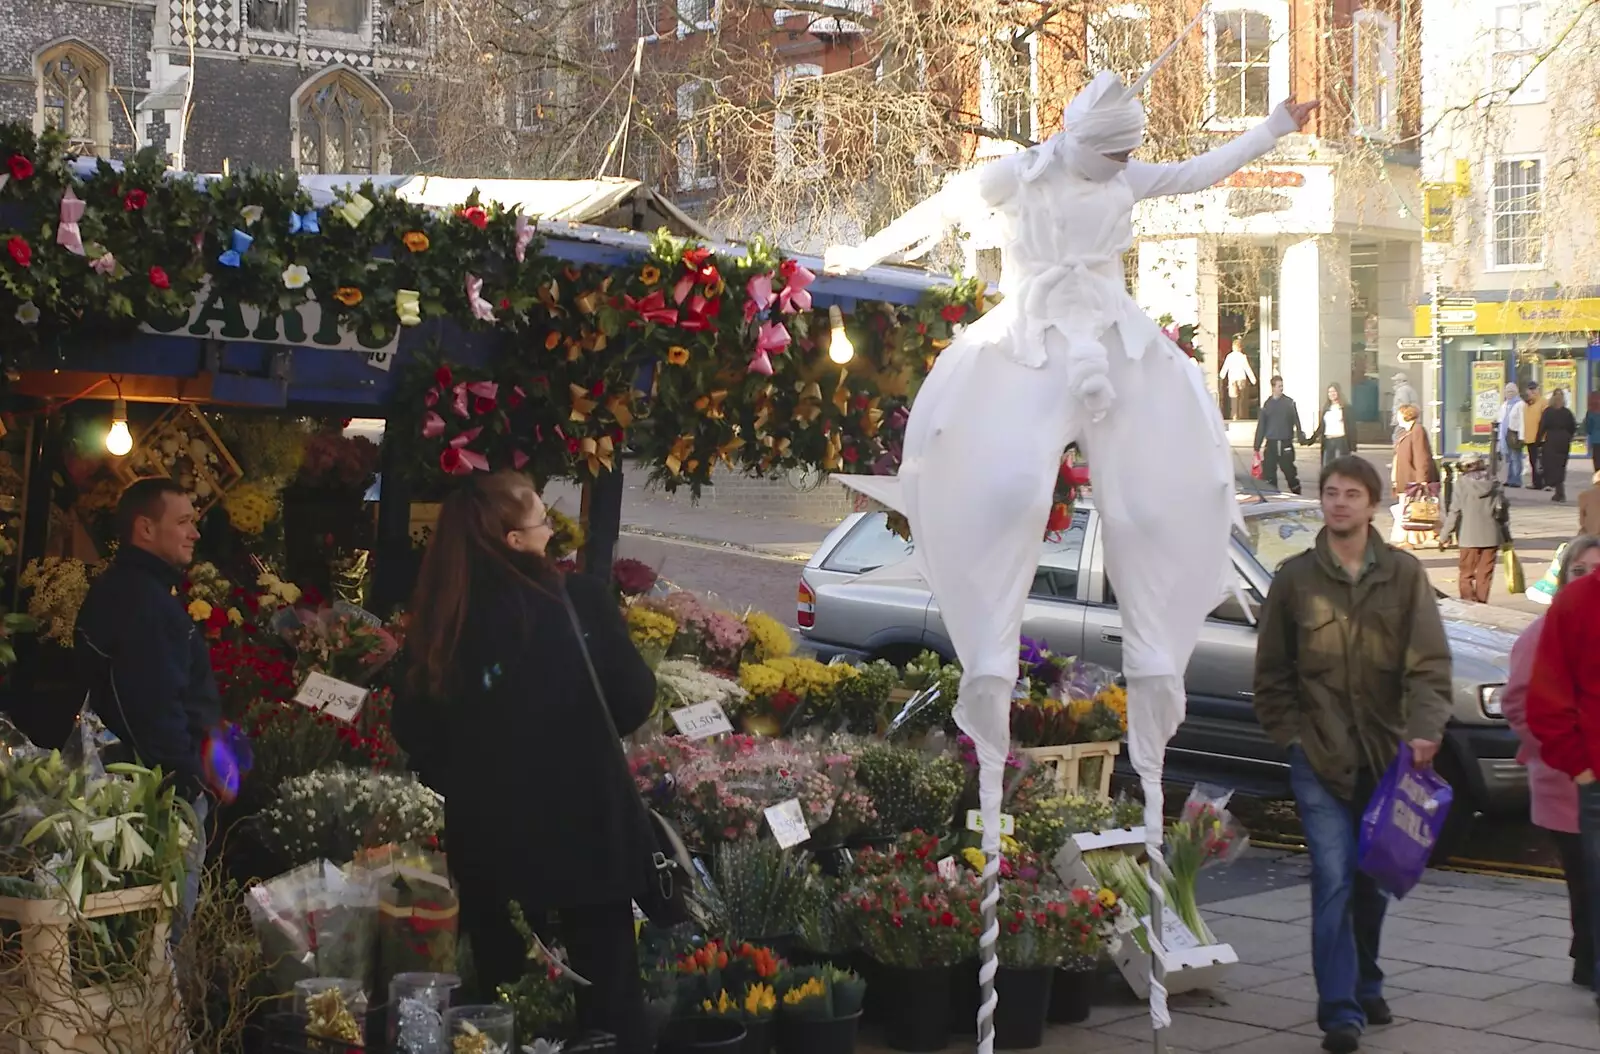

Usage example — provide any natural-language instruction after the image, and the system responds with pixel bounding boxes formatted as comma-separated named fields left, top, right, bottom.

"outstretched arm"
left=1125, top=100, right=1316, bottom=200
left=824, top=167, right=983, bottom=274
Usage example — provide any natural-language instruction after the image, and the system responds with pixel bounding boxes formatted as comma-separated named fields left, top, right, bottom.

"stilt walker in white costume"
left=824, top=29, right=1318, bottom=1051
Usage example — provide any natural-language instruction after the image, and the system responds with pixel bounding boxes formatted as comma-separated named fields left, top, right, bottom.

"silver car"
left=795, top=497, right=1526, bottom=835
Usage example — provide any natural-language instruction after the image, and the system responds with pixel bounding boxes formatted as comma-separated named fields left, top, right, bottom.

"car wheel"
left=1428, top=748, right=1475, bottom=866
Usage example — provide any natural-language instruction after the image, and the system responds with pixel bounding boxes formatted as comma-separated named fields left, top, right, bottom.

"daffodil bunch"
left=775, top=965, right=865, bottom=1021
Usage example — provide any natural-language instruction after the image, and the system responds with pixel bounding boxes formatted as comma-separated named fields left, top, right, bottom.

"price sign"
left=764, top=799, right=811, bottom=849
left=1141, top=913, right=1203, bottom=952
left=669, top=702, right=733, bottom=740
left=965, top=810, right=1016, bottom=835
left=936, top=856, right=960, bottom=884
left=333, top=600, right=384, bottom=627
left=294, top=671, right=369, bottom=723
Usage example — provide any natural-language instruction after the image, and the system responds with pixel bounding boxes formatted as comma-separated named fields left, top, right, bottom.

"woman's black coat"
left=393, top=565, right=657, bottom=909
left=1541, top=406, right=1577, bottom=486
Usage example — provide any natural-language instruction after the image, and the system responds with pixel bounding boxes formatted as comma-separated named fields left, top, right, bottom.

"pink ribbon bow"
left=749, top=320, right=791, bottom=375
left=624, top=290, right=680, bottom=327
left=90, top=253, right=116, bottom=275
left=744, top=273, right=775, bottom=323
left=514, top=215, right=535, bottom=263
left=778, top=260, right=814, bottom=313
left=512, top=449, right=530, bottom=470
left=57, top=189, right=85, bottom=256
left=422, top=411, right=446, bottom=439
left=466, top=274, right=497, bottom=322
left=441, top=427, right=490, bottom=475
left=679, top=293, right=719, bottom=333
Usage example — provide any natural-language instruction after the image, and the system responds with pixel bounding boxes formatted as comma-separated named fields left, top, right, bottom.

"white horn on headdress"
left=1127, top=4, right=1210, bottom=96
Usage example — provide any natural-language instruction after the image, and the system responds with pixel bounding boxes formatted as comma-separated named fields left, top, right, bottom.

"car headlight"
left=1479, top=684, right=1505, bottom=719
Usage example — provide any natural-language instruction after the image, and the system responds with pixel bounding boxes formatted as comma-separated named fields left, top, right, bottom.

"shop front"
left=1414, top=295, right=1600, bottom=454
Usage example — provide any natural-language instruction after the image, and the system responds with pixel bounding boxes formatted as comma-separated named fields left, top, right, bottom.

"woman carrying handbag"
left=1391, top=404, right=1440, bottom=548
left=395, top=471, right=658, bottom=1052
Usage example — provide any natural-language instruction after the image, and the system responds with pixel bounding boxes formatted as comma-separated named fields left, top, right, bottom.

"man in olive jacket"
left=1253, top=454, right=1453, bottom=1054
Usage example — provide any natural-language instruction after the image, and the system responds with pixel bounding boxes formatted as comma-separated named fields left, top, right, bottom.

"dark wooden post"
left=581, top=465, right=623, bottom=582
left=370, top=423, right=414, bottom=615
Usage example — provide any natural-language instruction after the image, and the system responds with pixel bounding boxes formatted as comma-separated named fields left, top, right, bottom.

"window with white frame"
left=1351, top=9, right=1397, bottom=137
left=1490, top=157, right=1543, bottom=268
left=37, top=43, right=111, bottom=154
left=774, top=63, right=824, bottom=177
left=594, top=0, right=616, bottom=48
left=636, top=0, right=658, bottom=40
left=1088, top=6, right=1152, bottom=85
left=1209, top=0, right=1287, bottom=124
left=979, top=35, right=1035, bottom=145
left=676, top=81, right=717, bottom=189
left=675, top=0, right=715, bottom=35
left=515, top=62, right=563, bottom=131
left=1492, top=2, right=1545, bottom=102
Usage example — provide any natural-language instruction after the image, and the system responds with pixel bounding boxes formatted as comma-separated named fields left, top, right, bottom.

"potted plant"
left=774, top=965, right=866, bottom=1054
left=847, top=833, right=979, bottom=1052
left=992, top=883, right=1076, bottom=1048
left=1048, top=886, right=1124, bottom=1025
left=697, top=983, right=776, bottom=1054
left=671, top=940, right=786, bottom=1054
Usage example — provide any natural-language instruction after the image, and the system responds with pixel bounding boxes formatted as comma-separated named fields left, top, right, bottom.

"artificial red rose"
left=458, top=205, right=489, bottom=229
left=590, top=381, right=605, bottom=398
left=149, top=266, right=170, bottom=290
left=507, top=386, right=526, bottom=409
left=7, top=155, right=33, bottom=181
left=682, top=246, right=712, bottom=270
left=940, top=304, right=967, bottom=323
left=565, top=437, right=582, bottom=454
left=7, top=237, right=30, bottom=268
left=474, top=394, right=496, bottom=414
left=123, top=189, right=147, bottom=211
left=206, top=607, right=229, bottom=633
left=435, top=365, right=453, bottom=388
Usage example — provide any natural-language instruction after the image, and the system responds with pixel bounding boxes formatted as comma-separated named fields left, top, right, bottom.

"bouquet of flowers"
left=701, top=839, right=814, bottom=943
left=257, top=766, right=444, bottom=869
left=285, top=607, right=400, bottom=686
left=655, top=658, right=748, bottom=718
left=775, top=965, right=866, bottom=1020
left=741, top=611, right=793, bottom=662
left=853, top=742, right=964, bottom=838
left=612, top=558, right=659, bottom=598
left=352, top=844, right=459, bottom=990
left=495, top=902, right=577, bottom=1040
left=1162, top=784, right=1248, bottom=943
left=846, top=859, right=981, bottom=969
left=625, top=605, right=678, bottom=666
left=19, top=556, right=96, bottom=644
left=628, top=735, right=840, bottom=846
left=245, top=859, right=380, bottom=993
left=671, top=939, right=787, bottom=1018
left=735, top=656, right=857, bottom=734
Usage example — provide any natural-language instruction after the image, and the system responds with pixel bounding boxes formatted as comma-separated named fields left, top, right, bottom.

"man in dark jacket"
left=1253, top=375, right=1307, bottom=494
left=1441, top=453, right=1507, bottom=602
left=76, top=478, right=219, bottom=796
left=1254, top=455, right=1453, bottom=1054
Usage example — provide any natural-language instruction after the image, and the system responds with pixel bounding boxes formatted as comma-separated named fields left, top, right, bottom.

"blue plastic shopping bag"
left=1357, top=741, right=1453, bottom=898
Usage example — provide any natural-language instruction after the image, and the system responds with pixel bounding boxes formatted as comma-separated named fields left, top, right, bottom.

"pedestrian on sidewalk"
left=1527, top=382, right=1550, bottom=490
left=1306, top=384, right=1353, bottom=467
left=1254, top=374, right=1307, bottom=494
left=1498, top=384, right=1527, bottom=488
left=1525, top=550, right=1600, bottom=1012
left=1540, top=389, right=1578, bottom=503
left=1390, top=372, right=1419, bottom=441
left=1503, top=534, right=1600, bottom=990
left=1390, top=404, right=1439, bottom=548
left=1254, top=455, right=1453, bottom=1054
left=1585, top=392, right=1600, bottom=472
left=1440, top=453, right=1507, bottom=603
left=1221, top=336, right=1258, bottom=421
left=1582, top=471, right=1600, bottom=536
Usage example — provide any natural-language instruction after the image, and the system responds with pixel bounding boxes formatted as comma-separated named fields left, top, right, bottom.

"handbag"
left=1358, top=741, right=1454, bottom=898
left=559, top=584, right=696, bottom=928
left=1502, top=544, right=1526, bottom=595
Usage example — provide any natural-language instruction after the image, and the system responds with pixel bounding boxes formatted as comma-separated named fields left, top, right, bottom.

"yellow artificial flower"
left=961, top=847, right=987, bottom=872
left=333, top=286, right=363, bottom=307
left=1098, top=887, right=1119, bottom=909
left=666, top=345, right=690, bottom=366
left=402, top=231, right=430, bottom=252
left=228, top=607, right=244, bottom=626
left=743, top=611, right=793, bottom=661
left=187, top=600, right=213, bottom=622
left=640, top=264, right=662, bottom=285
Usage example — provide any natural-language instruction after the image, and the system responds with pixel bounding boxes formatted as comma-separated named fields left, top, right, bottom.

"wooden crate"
left=1020, top=740, right=1121, bottom=800
left=0, top=885, right=181, bottom=1054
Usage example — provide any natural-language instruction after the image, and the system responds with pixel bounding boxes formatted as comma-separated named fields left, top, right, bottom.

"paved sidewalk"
left=860, top=854, right=1600, bottom=1053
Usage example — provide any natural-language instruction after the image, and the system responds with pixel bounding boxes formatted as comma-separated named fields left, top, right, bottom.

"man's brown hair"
left=1318, top=455, right=1383, bottom=505
left=115, top=477, right=187, bottom=544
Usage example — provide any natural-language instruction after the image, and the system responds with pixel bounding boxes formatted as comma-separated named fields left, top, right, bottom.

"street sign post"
left=1397, top=337, right=1439, bottom=350
left=1399, top=350, right=1439, bottom=363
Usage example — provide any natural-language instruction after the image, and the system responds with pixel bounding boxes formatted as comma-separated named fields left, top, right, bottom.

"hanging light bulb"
left=828, top=305, right=855, bottom=365
left=106, top=397, right=133, bottom=456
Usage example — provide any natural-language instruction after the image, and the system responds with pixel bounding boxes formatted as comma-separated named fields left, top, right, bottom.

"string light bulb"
left=828, top=305, right=855, bottom=365
left=106, top=375, right=132, bottom=455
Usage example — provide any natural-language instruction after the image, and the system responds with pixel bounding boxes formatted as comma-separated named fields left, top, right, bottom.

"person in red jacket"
left=1525, top=567, right=1600, bottom=1009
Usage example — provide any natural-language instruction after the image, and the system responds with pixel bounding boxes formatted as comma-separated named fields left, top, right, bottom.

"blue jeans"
left=1503, top=444, right=1524, bottom=486
left=1289, top=746, right=1388, bottom=1032
left=170, top=794, right=209, bottom=948
left=1579, top=784, right=1600, bottom=998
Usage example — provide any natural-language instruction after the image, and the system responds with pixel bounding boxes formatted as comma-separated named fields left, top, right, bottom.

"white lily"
left=116, top=816, right=154, bottom=871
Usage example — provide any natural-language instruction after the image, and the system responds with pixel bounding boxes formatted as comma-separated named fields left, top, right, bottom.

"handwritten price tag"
left=965, top=810, right=1015, bottom=836
left=294, top=671, right=368, bottom=724
left=936, top=856, right=960, bottom=884
left=669, top=702, right=733, bottom=740
left=1140, top=913, right=1203, bottom=952
left=764, top=799, right=811, bottom=849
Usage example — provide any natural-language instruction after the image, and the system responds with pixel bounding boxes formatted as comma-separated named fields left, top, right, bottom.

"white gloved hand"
left=823, top=244, right=869, bottom=276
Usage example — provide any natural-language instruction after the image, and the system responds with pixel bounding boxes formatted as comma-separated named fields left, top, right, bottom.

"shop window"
left=1209, top=0, right=1288, bottom=126
left=295, top=69, right=390, bottom=174
left=37, top=43, right=111, bottom=156
left=979, top=35, right=1035, bottom=151
left=1492, top=2, right=1545, bottom=104
left=306, top=0, right=364, bottom=32
left=773, top=63, right=824, bottom=178
left=1351, top=10, right=1397, bottom=138
left=1490, top=157, right=1543, bottom=269
left=1088, top=6, right=1153, bottom=86
left=675, top=81, right=717, bottom=190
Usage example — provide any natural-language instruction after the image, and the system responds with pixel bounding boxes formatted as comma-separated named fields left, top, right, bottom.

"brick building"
left=0, top=0, right=427, bottom=174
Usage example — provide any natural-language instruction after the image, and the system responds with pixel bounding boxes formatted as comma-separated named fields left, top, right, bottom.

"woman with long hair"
left=1304, top=383, right=1352, bottom=466
left=1503, top=534, right=1600, bottom=989
left=394, top=471, right=656, bottom=1050
left=1539, top=389, right=1578, bottom=502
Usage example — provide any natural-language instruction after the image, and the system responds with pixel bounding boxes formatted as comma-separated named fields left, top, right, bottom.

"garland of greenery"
left=0, top=125, right=984, bottom=492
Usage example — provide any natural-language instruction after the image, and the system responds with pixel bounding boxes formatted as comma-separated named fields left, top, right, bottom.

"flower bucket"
left=742, top=1016, right=772, bottom=1054
left=773, top=1012, right=860, bottom=1054
left=950, top=959, right=978, bottom=1034
left=1046, top=967, right=1094, bottom=1024
left=658, top=1018, right=747, bottom=1054
left=993, top=967, right=1053, bottom=1049
left=874, top=964, right=952, bottom=1052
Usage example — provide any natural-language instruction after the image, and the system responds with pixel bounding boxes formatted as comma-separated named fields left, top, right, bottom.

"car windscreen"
left=822, top=512, right=916, bottom=574
left=1236, top=507, right=1323, bottom=575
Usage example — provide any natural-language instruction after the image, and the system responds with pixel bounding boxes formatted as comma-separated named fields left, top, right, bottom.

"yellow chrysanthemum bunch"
left=737, top=662, right=785, bottom=698
left=743, top=611, right=793, bottom=661
left=760, top=656, right=845, bottom=697
left=626, top=605, right=678, bottom=649
left=187, top=599, right=213, bottom=622
left=1096, top=684, right=1128, bottom=723
left=19, top=556, right=94, bottom=644
left=223, top=481, right=281, bottom=536
left=781, top=977, right=826, bottom=1007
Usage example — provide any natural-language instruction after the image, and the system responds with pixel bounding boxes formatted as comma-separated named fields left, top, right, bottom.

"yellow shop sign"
left=1413, top=297, right=1600, bottom=336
